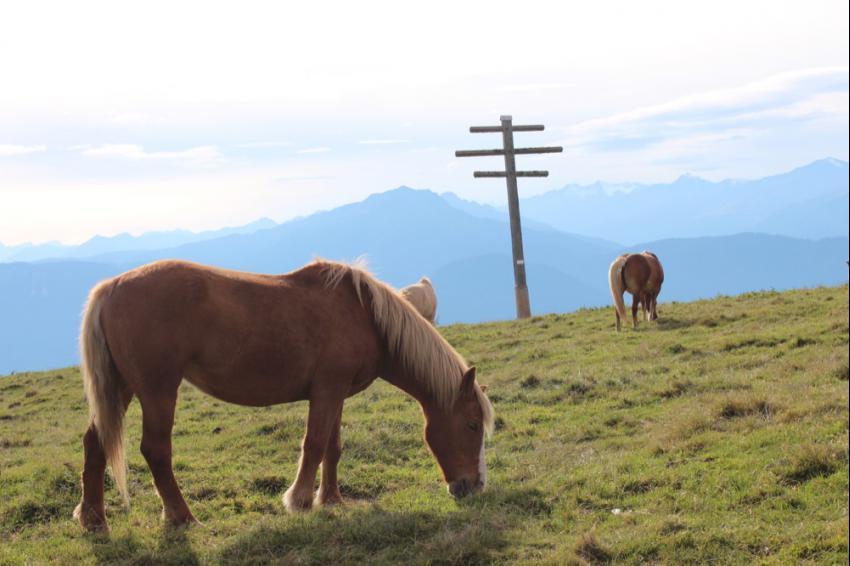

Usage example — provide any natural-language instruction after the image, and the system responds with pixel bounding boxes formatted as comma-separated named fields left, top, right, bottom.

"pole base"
left=515, top=285, right=531, bottom=319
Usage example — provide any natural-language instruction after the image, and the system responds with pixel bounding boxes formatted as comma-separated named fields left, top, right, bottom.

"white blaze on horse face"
left=478, top=435, right=487, bottom=487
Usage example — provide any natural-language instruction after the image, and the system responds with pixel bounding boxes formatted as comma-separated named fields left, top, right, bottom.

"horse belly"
left=183, top=361, right=312, bottom=407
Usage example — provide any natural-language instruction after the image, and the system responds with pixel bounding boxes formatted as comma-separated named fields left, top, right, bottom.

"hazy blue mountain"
left=0, top=218, right=277, bottom=263
left=0, top=261, right=120, bottom=373
left=623, top=234, right=849, bottom=301
left=439, top=192, right=624, bottom=249
left=432, top=254, right=606, bottom=324
left=1, top=187, right=847, bottom=374
left=81, top=188, right=618, bottom=285
left=519, top=158, right=849, bottom=243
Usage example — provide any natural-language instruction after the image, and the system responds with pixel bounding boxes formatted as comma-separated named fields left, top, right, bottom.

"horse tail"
left=609, top=256, right=628, bottom=323
left=80, top=280, right=130, bottom=507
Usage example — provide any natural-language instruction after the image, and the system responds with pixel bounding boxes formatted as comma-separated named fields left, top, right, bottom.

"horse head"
left=423, top=367, right=491, bottom=498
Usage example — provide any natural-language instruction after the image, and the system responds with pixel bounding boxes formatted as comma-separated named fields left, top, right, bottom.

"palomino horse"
left=400, top=276, right=438, bottom=324
left=73, top=259, right=494, bottom=532
left=608, top=251, right=664, bottom=331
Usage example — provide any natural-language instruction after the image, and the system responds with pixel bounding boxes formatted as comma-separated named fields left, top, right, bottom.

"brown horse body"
left=74, top=259, right=493, bottom=532
left=608, top=251, right=664, bottom=331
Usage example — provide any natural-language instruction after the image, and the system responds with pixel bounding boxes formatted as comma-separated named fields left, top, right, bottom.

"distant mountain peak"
left=672, top=172, right=709, bottom=184
left=817, top=157, right=848, bottom=169
left=367, top=186, right=440, bottom=202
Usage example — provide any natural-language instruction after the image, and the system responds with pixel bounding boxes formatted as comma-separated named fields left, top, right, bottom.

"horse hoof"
left=163, top=509, right=201, bottom=528
left=74, top=503, right=109, bottom=533
left=314, top=492, right=344, bottom=507
left=283, top=488, right=313, bottom=513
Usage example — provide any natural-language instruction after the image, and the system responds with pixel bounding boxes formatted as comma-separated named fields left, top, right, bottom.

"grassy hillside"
left=1, top=286, right=847, bottom=565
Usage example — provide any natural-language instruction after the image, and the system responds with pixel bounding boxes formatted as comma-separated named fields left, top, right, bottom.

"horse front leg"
left=315, top=405, right=344, bottom=506
left=284, top=396, right=344, bottom=512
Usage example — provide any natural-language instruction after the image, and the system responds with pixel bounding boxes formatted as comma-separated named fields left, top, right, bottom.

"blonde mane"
left=318, top=259, right=494, bottom=435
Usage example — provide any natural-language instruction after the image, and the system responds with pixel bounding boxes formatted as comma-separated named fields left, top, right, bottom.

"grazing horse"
left=73, top=259, right=494, bottom=532
left=608, top=251, right=664, bottom=331
left=400, top=276, right=438, bottom=324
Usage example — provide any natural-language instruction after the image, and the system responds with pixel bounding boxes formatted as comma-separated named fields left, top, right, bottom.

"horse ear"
left=460, top=367, right=477, bottom=396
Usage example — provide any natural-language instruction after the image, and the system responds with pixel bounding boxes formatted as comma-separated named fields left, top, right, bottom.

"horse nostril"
left=448, top=477, right=486, bottom=498
left=449, top=479, right=472, bottom=498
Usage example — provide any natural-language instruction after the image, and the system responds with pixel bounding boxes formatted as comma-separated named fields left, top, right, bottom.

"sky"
left=1, top=0, right=848, bottom=245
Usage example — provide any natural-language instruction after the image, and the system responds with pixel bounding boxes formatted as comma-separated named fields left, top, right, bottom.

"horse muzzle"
left=448, top=478, right=484, bottom=498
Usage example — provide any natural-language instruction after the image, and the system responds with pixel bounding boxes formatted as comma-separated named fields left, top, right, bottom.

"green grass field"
left=1, top=285, right=848, bottom=565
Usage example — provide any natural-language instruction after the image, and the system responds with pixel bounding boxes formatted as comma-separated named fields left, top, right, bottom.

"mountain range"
left=518, top=157, right=849, bottom=243
left=0, top=159, right=847, bottom=374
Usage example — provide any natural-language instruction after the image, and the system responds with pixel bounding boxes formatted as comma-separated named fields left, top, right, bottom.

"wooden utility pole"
left=455, top=115, right=562, bottom=319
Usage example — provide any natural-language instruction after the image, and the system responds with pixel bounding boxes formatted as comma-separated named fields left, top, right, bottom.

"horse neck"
left=379, top=357, right=442, bottom=415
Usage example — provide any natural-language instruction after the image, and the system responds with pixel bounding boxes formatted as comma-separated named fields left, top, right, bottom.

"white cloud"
left=295, top=147, right=332, bottom=154
left=560, top=67, right=849, bottom=153
left=80, top=144, right=222, bottom=165
left=235, top=141, right=293, bottom=149
left=357, top=139, right=409, bottom=145
left=0, top=144, right=46, bottom=156
left=496, top=83, right=567, bottom=93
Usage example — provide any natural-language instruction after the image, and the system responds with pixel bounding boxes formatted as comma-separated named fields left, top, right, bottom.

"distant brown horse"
left=400, top=276, right=438, bottom=324
left=608, top=251, right=664, bottom=331
left=73, top=259, right=494, bottom=532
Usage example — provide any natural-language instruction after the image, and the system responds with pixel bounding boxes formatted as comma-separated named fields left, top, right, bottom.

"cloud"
left=109, top=112, right=165, bottom=127
left=80, top=144, right=222, bottom=165
left=295, top=147, right=332, bottom=154
left=0, top=144, right=46, bottom=156
left=272, top=175, right=335, bottom=183
left=235, top=141, right=293, bottom=149
left=496, top=83, right=567, bottom=93
left=560, top=67, right=849, bottom=154
left=357, top=139, right=409, bottom=145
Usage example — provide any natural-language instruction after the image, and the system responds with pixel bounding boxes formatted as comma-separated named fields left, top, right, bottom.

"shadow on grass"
left=78, top=486, right=546, bottom=564
left=87, top=524, right=199, bottom=566
left=217, top=487, right=548, bottom=564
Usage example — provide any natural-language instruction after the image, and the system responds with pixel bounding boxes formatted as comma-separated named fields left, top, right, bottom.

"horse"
left=608, top=251, right=664, bottom=331
left=73, top=259, right=494, bottom=532
left=400, top=276, right=438, bottom=325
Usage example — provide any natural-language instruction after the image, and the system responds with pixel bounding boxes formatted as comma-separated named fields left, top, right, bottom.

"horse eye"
left=467, top=421, right=479, bottom=432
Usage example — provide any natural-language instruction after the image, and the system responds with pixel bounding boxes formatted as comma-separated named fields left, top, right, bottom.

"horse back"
left=98, top=260, right=382, bottom=405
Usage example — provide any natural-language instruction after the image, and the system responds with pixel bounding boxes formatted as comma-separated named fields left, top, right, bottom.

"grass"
left=0, top=285, right=847, bottom=564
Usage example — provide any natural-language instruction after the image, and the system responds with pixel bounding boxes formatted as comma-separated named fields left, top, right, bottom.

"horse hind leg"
left=138, top=387, right=197, bottom=526
left=631, top=294, right=640, bottom=329
left=74, top=387, right=133, bottom=532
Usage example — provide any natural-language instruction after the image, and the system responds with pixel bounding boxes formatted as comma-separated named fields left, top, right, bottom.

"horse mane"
left=316, top=259, right=494, bottom=435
